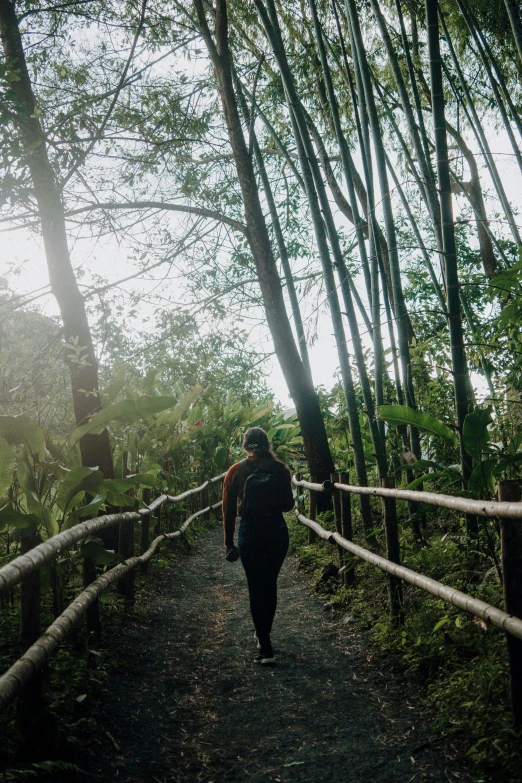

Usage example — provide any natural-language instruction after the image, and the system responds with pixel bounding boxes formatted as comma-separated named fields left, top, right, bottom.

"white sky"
left=1, top=70, right=521, bottom=409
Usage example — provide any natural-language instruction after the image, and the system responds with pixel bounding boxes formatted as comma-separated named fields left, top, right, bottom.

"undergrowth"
left=288, top=513, right=522, bottom=783
left=0, top=510, right=220, bottom=781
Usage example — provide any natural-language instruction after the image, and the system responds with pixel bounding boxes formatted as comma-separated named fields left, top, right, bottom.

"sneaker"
left=254, top=632, right=262, bottom=651
left=254, top=648, right=275, bottom=665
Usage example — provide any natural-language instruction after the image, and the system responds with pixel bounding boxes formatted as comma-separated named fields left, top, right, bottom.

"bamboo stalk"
left=499, top=480, right=522, bottom=726
left=339, top=471, right=354, bottom=586
left=438, top=8, right=522, bottom=248
left=425, top=0, right=475, bottom=534
left=504, top=0, right=522, bottom=66
left=345, top=0, right=420, bottom=465
left=256, top=0, right=376, bottom=534
left=456, top=0, right=522, bottom=166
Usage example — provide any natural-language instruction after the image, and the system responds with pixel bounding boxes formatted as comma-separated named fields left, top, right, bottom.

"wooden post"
left=117, top=452, right=134, bottom=606
left=296, top=473, right=304, bottom=516
left=381, top=476, right=403, bottom=623
left=499, top=479, right=522, bottom=726
left=154, top=504, right=161, bottom=537
left=202, top=481, right=209, bottom=521
left=339, top=471, right=355, bottom=586
left=308, top=488, right=317, bottom=544
left=17, top=532, right=52, bottom=760
left=83, top=554, right=100, bottom=643
left=331, top=472, right=344, bottom=569
left=140, top=488, right=151, bottom=575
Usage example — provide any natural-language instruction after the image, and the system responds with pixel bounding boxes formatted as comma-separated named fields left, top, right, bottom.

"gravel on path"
left=65, top=525, right=472, bottom=783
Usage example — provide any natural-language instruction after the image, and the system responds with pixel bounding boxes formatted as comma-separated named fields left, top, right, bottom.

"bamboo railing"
left=293, top=473, right=522, bottom=724
left=0, top=473, right=226, bottom=715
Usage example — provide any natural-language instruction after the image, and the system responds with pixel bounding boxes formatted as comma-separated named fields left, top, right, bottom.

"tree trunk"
left=438, top=7, right=522, bottom=248
left=193, top=0, right=335, bottom=506
left=425, top=0, right=475, bottom=531
left=255, top=0, right=380, bottom=533
left=234, top=76, right=312, bottom=376
left=0, top=0, right=113, bottom=477
left=504, top=0, right=522, bottom=66
left=445, top=120, right=497, bottom=279
left=345, top=0, right=420, bottom=460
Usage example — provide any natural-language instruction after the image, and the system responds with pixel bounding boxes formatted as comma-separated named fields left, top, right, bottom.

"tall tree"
left=0, top=0, right=114, bottom=477
left=192, top=0, right=335, bottom=504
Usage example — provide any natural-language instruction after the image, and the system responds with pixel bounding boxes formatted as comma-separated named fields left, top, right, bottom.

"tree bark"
left=345, top=0, right=420, bottom=460
left=234, top=76, right=312, bottom=376
left=425, top=0, right=475, bottom=531
left=504, top=0, right=522, bottom=66
left=193, top=0, right=335, bottom=505
left=438, top=7, right=522, bottom=248
left=0, top=0, right=113, bottom=477
left=445, top=120, right=497, bottom=279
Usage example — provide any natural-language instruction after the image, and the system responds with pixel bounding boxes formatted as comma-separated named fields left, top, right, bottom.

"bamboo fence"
left=293, top=474, right=522, bottom=724
left=0, top=474, right=226, bottom=715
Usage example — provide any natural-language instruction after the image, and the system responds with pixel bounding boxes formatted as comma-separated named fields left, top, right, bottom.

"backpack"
left=240, top=459, right=283, bottom=524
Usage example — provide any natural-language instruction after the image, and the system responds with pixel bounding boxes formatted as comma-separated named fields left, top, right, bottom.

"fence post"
left=83, top=553, right=100, bottom=643
left=202, top=481, right=209, bottom=521
left=295, top=473, right=303, bottom=517
left=331, top=473, right=344, bottom=570
left=308, top=488, right=317, bottom=544
left=117, top=452, right=134, bottom=606
left=339, top=471, right=355, bottom=586
left=18, top=532, right=51, bottom=760
left=140, top=488, right=151, bottom=575
left=499, top=479, right=522, bottom=726
left=381, top=476, right=403, bottom=623
left=154, top=504, right=161, bottom=537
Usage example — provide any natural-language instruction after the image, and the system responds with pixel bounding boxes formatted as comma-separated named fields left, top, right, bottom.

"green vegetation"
left=2, top=0, right=522, bottom=778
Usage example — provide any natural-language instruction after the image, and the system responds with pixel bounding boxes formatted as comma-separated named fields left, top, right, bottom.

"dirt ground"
left=60, top=526, right=473, bottom=783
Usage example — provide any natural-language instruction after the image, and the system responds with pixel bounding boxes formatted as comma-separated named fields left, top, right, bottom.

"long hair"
left=242, top=426, right=275, bottom=460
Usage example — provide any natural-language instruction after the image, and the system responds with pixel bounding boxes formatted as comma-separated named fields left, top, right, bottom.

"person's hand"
left=225, top=546, right=239, bottom=562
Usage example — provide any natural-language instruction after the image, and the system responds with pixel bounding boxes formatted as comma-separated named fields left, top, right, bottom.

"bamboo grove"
left=1, top=0, right=522, bottom=536
left=2, top=0, right=522, bottom=774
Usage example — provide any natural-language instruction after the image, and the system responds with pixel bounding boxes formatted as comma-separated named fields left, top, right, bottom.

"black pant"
left=238, top=519, right=289, bottom=650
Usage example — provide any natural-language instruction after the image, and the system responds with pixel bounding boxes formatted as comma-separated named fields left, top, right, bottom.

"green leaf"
left=0, top=505, right=39, bottom=531
left=433, top=616, right=451, bottom=632
left=376, top=405, right=458, bottom=447
left=102, top=480, right=137, bottom=508
left=155, top=385, right=203, bottom=429
left=462, top=407, right=493, bottom=461
left=79, top=537, right=122, bottom=566
left=0, top=415, right=46, bottom=459
left=56, top=466, right=104, bottom=513
left=63, top=495, right=105, bottom=530
left=468, top=458, right=497, bottom=496
left=0, top=436, right=16, bottom=495
left=405, top=470, right=460, bottom=490
left=69, top=395, right=181, bottom=446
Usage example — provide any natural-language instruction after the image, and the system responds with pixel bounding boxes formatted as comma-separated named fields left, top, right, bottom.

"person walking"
left=223, top=427, right=294, bottom=665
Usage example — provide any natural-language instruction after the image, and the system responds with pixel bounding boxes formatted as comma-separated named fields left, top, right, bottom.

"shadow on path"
left=68, top=526, right=470, bottom=783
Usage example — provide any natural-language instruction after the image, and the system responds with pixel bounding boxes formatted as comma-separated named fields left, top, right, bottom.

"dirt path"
left=68, top=527, right=471, bottom=783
